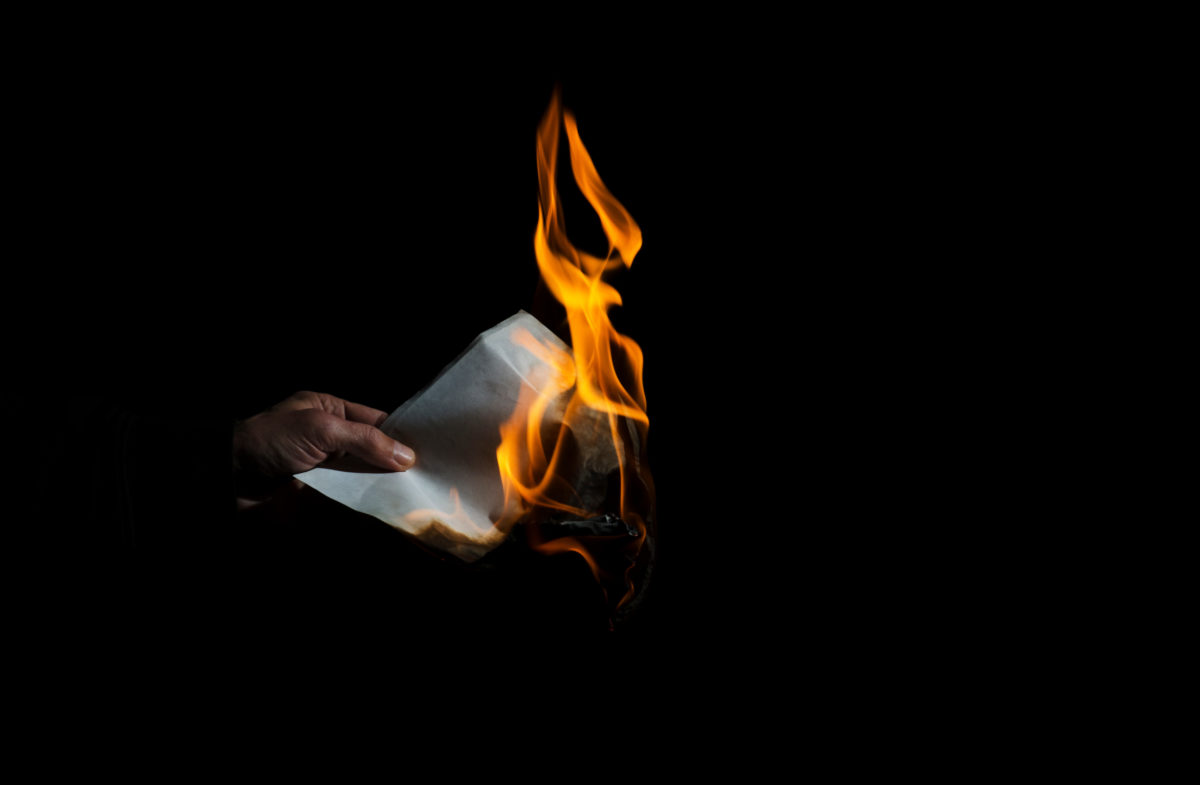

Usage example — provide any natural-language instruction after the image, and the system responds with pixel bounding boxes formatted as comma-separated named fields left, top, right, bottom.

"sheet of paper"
left=295, top=311, right=572, bottom=562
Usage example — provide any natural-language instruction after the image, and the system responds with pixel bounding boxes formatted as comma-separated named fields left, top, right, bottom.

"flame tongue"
left=497, top=90, right=654, bottom=615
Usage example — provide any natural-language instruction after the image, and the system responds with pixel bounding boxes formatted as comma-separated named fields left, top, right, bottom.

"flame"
left=494, top=326, right=578, bottom=520
left=495, top=89, right=654, bottom=612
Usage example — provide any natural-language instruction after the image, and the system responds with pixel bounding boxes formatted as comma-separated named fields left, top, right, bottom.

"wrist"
left=232, top=419, right=280, bottom=502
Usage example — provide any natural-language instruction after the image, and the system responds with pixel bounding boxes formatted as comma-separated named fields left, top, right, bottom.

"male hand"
left=233, top=391, right=414, bottom=505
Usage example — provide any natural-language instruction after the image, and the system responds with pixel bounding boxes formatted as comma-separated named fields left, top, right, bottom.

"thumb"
left=321, top=418, right=416, bottom=472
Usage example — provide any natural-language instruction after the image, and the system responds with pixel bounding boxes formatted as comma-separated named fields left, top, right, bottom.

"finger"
left=340, top=399, right=390, bottom=428
left=272, top=390, right=327, bottom=413
left=277, top=392, right=388, bottom=427
left=318, top=418, right=415, bottom=471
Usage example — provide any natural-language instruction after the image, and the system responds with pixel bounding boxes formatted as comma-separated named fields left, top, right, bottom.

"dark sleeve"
left=27, top=397, right=235, bottom=554
left=124, top=412, right=236, bottom=551
left=10, top=393, right=239, bottom=651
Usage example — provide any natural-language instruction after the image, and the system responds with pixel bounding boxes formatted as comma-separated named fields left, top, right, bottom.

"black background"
left=12, top=28, right=1004, bottom=650
left=8, top=15, right=1136, bottom=752
left=14, top=46, right=787, bottom=640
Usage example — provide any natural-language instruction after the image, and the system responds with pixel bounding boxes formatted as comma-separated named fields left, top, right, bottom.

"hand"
left=233, top=391, right=414, bottom=504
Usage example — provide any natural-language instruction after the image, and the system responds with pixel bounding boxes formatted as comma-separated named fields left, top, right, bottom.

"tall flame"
left=496, top=89, right=654, bottom=613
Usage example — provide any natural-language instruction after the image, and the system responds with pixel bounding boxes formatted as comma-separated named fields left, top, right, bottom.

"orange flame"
left=495, top=89, right=654, bottom=613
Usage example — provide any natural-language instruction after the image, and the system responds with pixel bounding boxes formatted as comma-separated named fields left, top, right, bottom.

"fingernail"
left=393, top=442, right=416, bottom=469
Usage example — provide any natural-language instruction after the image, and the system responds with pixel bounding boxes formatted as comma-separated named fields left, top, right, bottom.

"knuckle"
left=348, top=420, right=378, bottom=447
left=304, top=391, right=342, bottom=415
left=292, top=390, right=321, bottom=407
left=272, top=390, right=317, bottom=412
left=296, top=408, right=336, bottom=439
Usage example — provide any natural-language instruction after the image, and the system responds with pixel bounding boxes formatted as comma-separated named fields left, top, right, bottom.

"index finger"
left=341, top=398, right=390, bottom=428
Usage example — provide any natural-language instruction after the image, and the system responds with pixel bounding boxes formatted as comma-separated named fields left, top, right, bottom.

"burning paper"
left=295, top=311, right=574, bottom=562
left=299, top=90, right=655, bottom=619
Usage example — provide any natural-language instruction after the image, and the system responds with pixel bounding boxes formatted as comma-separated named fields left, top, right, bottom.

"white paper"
left=295, top=311, right=572, bottom=562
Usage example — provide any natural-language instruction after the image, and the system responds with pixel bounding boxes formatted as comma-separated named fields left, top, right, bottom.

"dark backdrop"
left=16, top=49, right=785, bottom=640
left=15, top=35, right=995, bottom=649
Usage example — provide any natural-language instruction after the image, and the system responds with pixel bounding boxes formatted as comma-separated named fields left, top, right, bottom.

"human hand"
left=233, top=391, right=414, bottom=504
